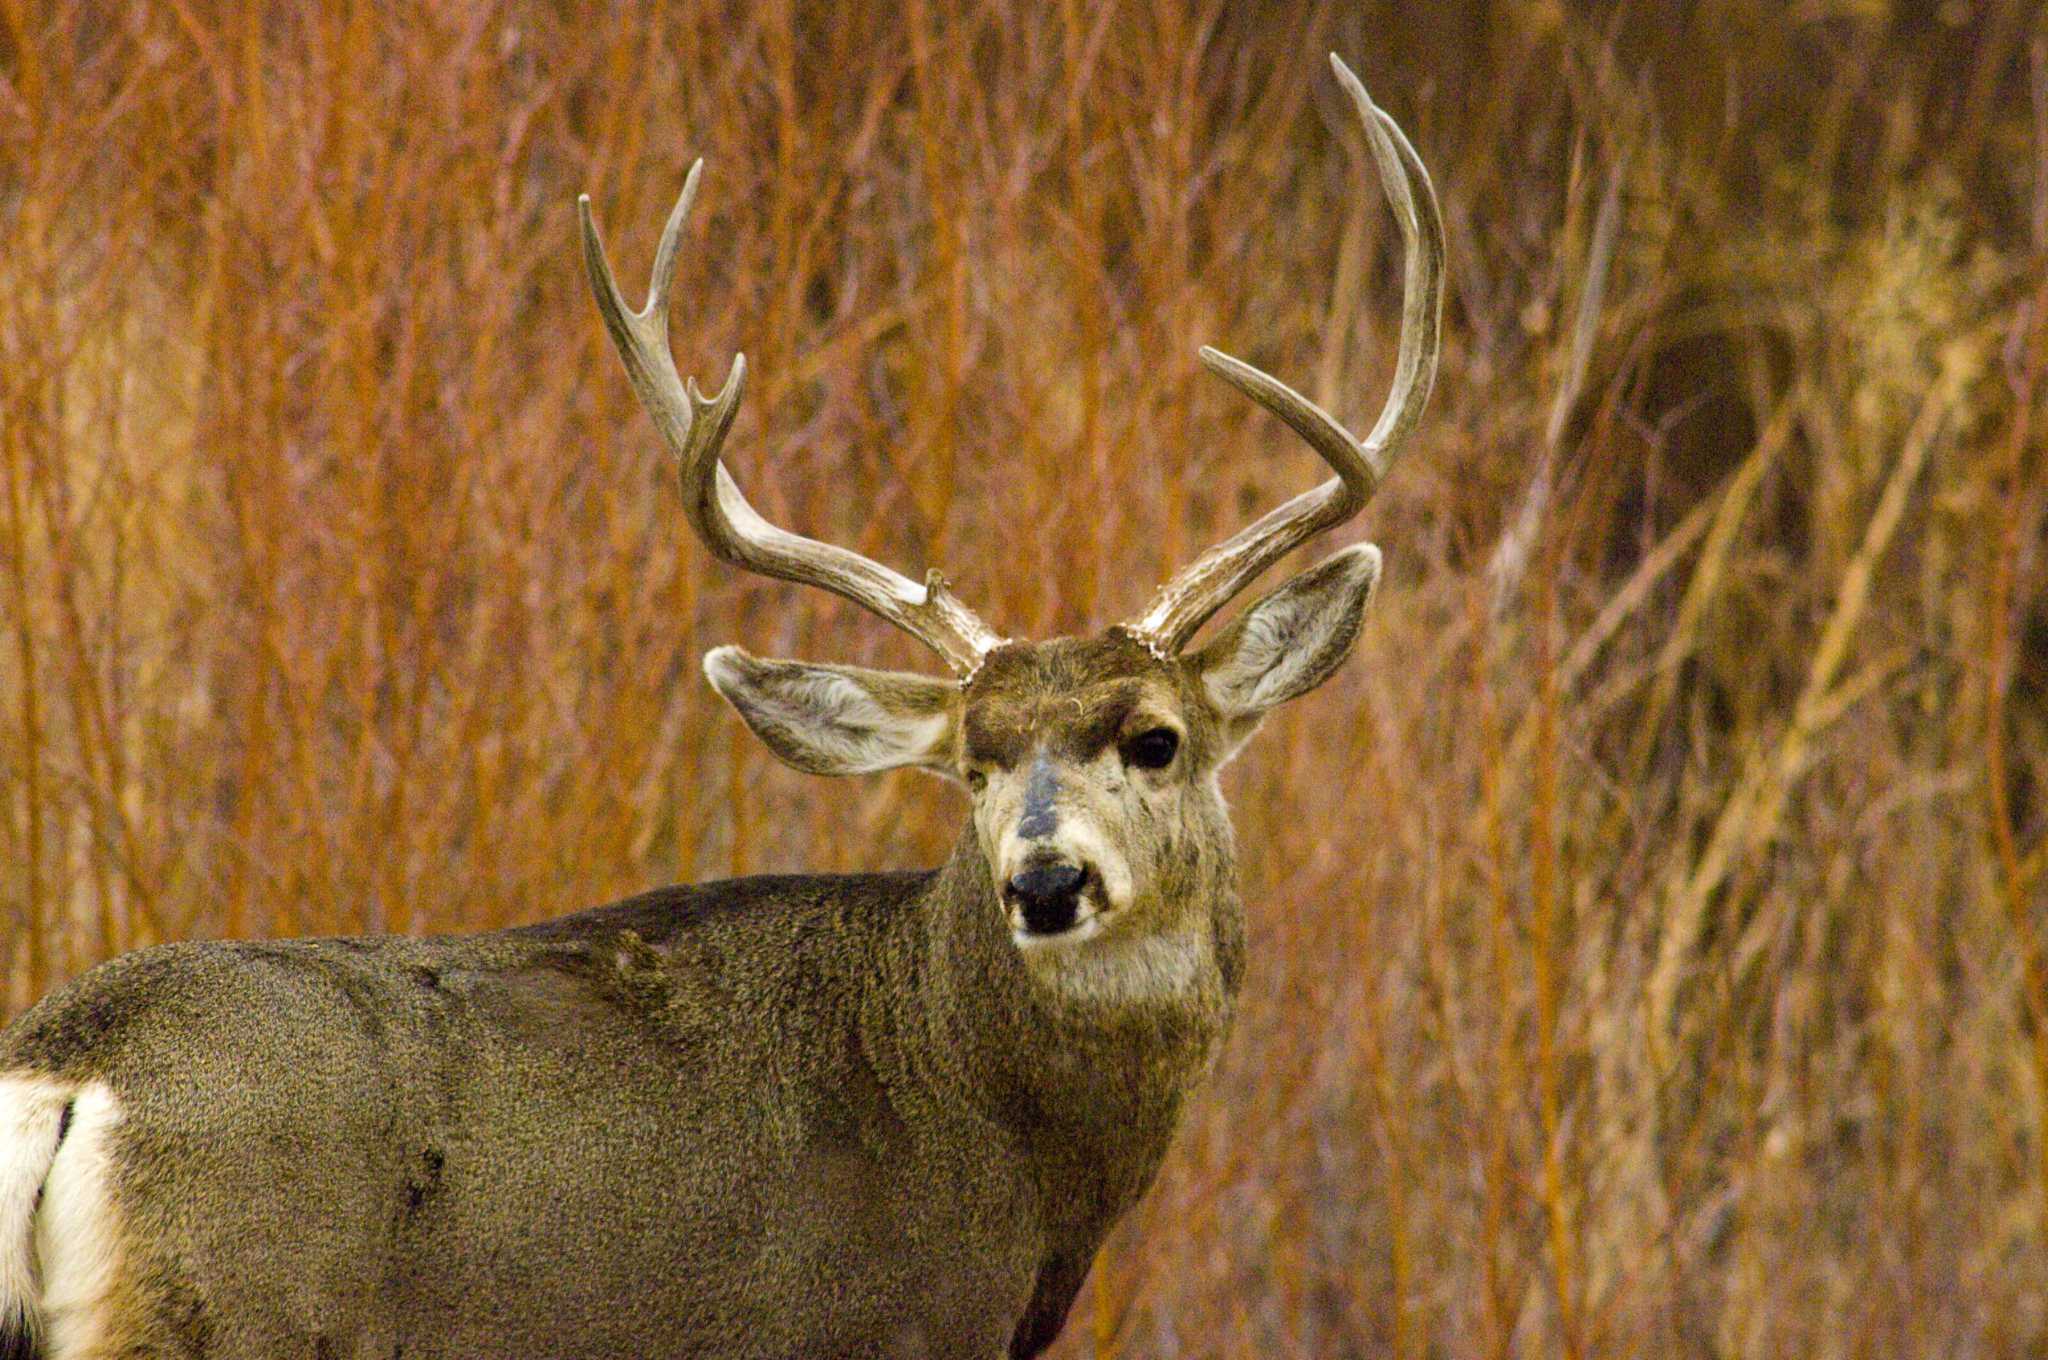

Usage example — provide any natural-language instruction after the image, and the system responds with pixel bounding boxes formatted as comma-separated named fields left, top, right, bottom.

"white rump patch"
left=32, top=1082, right=125, bottom=1360
left=1, top=1073, right=73, bottom=1333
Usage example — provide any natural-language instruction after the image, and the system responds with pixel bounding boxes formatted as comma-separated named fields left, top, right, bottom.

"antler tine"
left=580, top=165, right=1004, bottom=675
left=1131, top=54, right=1445, bottom=653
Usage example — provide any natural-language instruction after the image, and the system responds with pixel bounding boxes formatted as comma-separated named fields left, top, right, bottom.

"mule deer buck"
left=0, top=55, right=1440, bottom=1360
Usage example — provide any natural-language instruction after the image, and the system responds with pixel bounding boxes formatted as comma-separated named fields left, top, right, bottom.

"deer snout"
left=1005, top=861, right=1091, bottom=937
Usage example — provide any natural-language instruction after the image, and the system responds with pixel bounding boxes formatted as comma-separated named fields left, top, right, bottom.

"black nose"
left=1006, top=863, right=1088, bottom=935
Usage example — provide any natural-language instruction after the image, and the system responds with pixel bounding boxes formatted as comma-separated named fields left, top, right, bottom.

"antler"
left=1128, top=55, right=1445, bottom=653
left=579, top=162, right=1004, bottom=675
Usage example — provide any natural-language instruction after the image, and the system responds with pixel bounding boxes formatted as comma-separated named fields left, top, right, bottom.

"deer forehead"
left=959, top=633, right=1193, bottom=768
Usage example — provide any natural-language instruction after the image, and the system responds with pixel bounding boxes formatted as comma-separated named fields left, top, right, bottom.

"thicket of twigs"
left=4, top=1, right=2046, bottom=1353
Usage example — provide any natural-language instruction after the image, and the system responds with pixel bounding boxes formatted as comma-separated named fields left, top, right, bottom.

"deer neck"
left=907, top=823, right=1243, bottom=1226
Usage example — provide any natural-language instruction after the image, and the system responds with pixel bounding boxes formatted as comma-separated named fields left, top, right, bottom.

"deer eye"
left=1122, top=727, right=1180, bottom=770
left=966, top=769, right=988, bottom=793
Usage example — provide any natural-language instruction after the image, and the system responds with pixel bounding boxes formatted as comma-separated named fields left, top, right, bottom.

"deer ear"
left=1190, top=543, right=1381, bottom=757
left=703, top=647, right=960, bottom=777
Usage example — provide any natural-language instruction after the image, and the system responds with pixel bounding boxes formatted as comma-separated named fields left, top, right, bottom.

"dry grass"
left=4, top=1, right=2047, bottom=1353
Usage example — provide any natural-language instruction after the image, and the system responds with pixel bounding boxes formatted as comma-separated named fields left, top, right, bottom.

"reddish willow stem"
left=1990, top=34, right=2048, bottom=1248
left=1989, top=269, right=2048, bottom=1239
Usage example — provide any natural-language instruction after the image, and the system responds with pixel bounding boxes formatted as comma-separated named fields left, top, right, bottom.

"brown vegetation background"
left=5, top=0, right=2047, bottom=1353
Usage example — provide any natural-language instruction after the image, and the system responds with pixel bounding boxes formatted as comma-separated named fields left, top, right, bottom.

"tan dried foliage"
left=3, top=1, right=2046, bottom=1354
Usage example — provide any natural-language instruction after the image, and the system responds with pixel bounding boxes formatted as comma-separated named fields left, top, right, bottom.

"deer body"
left=1, top=823, right=1233, bottom=1358
left=0, top=55, right=1441, bottom=1360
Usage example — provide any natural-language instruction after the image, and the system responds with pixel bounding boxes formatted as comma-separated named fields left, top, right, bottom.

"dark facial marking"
left=1018, top=752, right=1060, bottom=840
left=963, top=706, right=1029, bottom=769
left=1060, top=685, right=1144, bottom=763
left=960, top=631, right=1187, bottom=769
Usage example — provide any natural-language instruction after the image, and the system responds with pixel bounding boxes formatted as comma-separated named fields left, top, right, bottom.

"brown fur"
left=0, top=546, right=1377, bottom=1360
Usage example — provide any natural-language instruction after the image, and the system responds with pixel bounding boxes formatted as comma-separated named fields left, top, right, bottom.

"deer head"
left=579, top=55, right=1442, bottom=1000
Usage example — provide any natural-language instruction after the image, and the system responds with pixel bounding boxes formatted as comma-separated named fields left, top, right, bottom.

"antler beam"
left=1129, top=54, right=1445, bottom=653
left=579, top=164, right=1003, bottom=675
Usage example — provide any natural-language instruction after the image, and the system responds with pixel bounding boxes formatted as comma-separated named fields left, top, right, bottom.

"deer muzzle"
left=1006, top=861, right=1091, bottom=936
